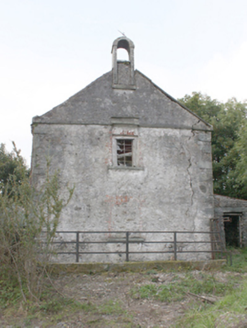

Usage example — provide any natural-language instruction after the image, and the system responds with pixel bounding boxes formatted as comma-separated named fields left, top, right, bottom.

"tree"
left=234, top=123, right=247, bottom=197
left=179, top=92, right=247, bottom=199
left=0, top=142, right=29, bottom=196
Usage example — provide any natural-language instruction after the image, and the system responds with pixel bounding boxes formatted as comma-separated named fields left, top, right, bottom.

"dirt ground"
left=57, top=271, right=189, bottom=327
left=0, top=270, right=244, bottom=328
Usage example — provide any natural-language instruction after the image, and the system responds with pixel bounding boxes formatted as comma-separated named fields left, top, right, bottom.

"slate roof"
left=33, top=69, right=212, bottom=131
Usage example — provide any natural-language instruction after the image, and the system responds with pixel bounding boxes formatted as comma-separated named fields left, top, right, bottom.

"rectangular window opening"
left=117, top=139, right=133, bottom=167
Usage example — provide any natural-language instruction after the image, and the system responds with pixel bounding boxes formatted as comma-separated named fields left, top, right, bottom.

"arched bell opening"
left=112, top=36, right=136, bottom=89
left=116, top=48, right=130, bottom=62
left=116, top=39, right=130, bottom=61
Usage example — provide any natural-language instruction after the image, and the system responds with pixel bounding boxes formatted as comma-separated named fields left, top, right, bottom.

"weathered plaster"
left=32, top=124, right=214, bottom=262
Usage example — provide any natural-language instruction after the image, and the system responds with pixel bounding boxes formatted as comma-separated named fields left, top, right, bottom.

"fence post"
left=76, top=232, right=79, bottom=263
left=174, top=232, right=177, bottom=261
left=126, top=232, right=129, bottom=262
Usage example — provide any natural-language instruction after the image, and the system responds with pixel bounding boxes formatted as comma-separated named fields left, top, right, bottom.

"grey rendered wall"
left=31, top=123, right=214, bottom=262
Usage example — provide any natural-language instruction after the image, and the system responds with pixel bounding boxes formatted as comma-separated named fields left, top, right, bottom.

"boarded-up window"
left=117, top=139, right=133, bottom=167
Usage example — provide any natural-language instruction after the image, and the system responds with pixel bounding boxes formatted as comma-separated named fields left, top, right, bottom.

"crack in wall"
left=192, top=119, right=201, bottom=130
left=184, top=130, right=196, bottom=230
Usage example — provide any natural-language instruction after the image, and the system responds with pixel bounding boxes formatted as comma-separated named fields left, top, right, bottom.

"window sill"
left=108, top=166, right=144, bottom=171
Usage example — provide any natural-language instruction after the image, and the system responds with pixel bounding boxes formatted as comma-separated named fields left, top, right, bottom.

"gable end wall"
left=31, top=123, right=214, bottom=262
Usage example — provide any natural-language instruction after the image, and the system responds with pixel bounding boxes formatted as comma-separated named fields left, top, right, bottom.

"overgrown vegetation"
left=0, top=143, right=29, bottom=196
left=0, top=143, right=74, bottom=306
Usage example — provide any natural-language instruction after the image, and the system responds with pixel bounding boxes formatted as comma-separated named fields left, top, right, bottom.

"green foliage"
left=131, top=273, right=234, bottom=303
left=0, top=143, right=74, bottom=304
left=0, top=142, right=29, bottom=196
left=179, top=92, right=247, bottom=199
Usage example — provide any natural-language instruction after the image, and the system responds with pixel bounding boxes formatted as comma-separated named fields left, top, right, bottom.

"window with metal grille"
left=117, top=139, right=133, bottom=167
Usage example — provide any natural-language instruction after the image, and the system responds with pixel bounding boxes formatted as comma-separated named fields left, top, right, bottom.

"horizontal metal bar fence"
left=40, top=230, right=231, bottom=264
left=50, top=240, right=218, bottom=244
left=53, top=231, right=219, bottom=233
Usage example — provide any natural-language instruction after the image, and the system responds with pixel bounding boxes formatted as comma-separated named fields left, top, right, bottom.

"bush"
left=0, top=143, right=74, bottom=303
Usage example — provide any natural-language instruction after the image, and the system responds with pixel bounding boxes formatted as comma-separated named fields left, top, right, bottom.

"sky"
left=1, top=0, right=247, bottom=166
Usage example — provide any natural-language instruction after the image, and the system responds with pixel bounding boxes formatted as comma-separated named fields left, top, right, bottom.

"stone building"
left=31, top=36, right=215, bottom=262
left=214, top=195, right=247, bottom=248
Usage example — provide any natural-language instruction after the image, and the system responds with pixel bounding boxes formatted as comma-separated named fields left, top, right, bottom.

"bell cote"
left=111, top=36, right=136, bottom=90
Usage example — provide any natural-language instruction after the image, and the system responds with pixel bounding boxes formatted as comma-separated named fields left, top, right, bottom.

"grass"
left=0, top=277, right=88, bottom=328
left=96, top=300, right=127, bottom=315
left=1, top=247, right=247, bottom=327
left=85, top=300, right=136, bottom=327
left=0, top=277, right=132, bottom=327
left=172, top=248, right=247, bottom=327
left=174, top=280, right=247, bottom=327
left=0, top=277, right=84, bottom=314
left=223, top=247, right=247, bottom=272
left=130, top=248, right=247, bottom=327
left=131, top=272, right=235, bottom=303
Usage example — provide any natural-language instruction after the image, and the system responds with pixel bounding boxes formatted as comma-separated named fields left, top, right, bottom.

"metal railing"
left=44, top=230, right=231, bottom=264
